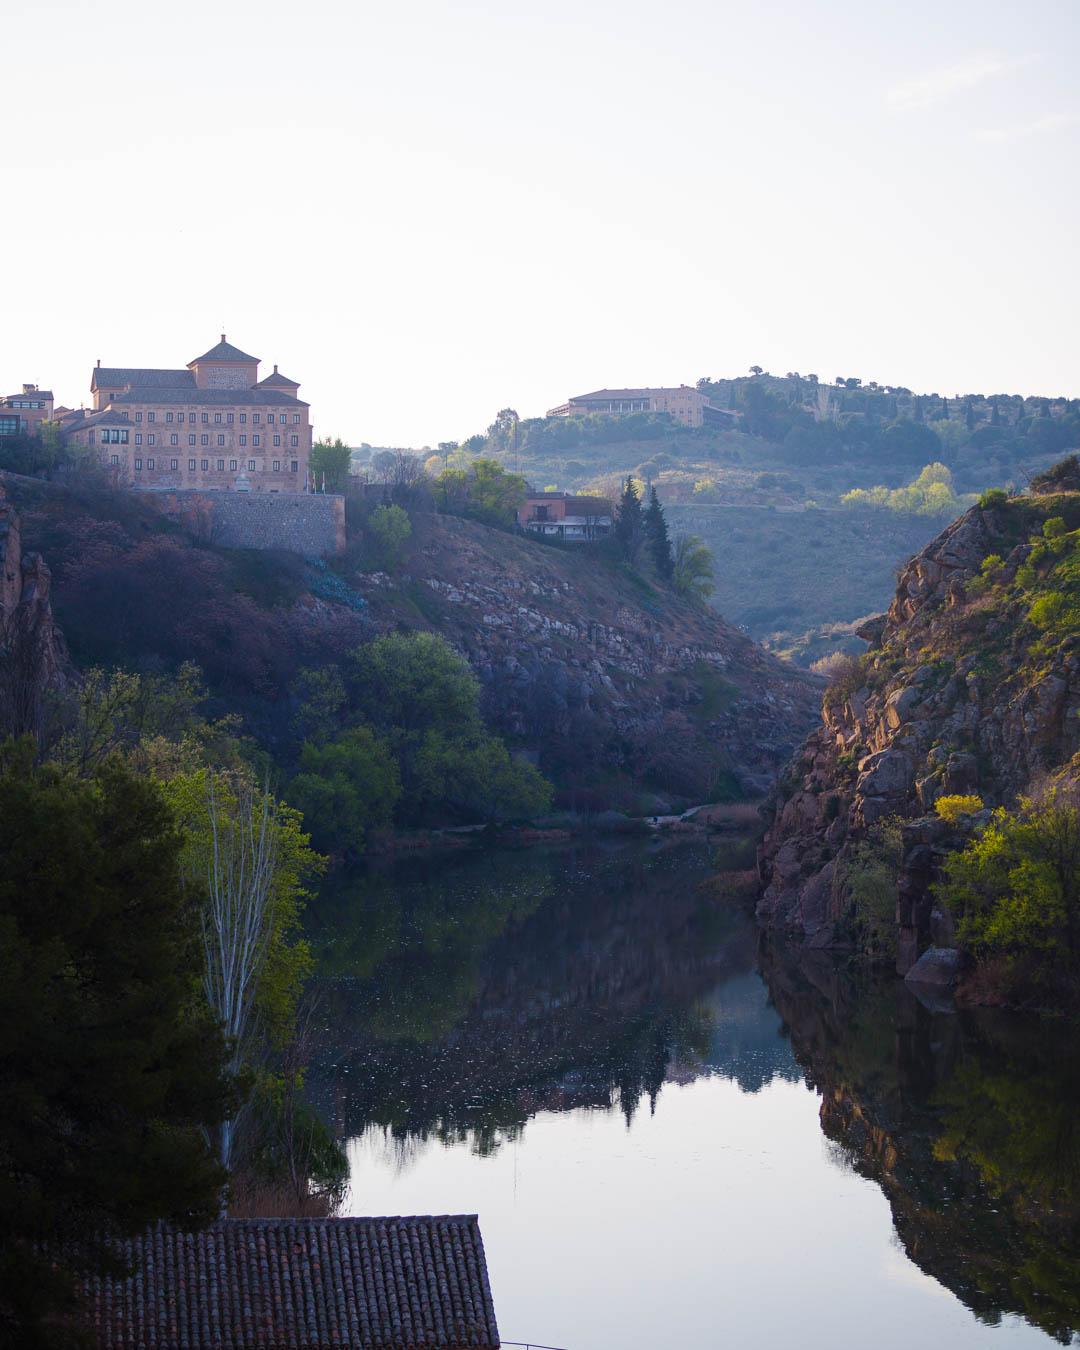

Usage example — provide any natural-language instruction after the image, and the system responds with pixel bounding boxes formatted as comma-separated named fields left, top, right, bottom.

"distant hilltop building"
left=58, top=336, right=313, bottom=493
left=517, top=489, right=612, bottom=541
left=0, top=384, right=54, bottom=438
left=547, top=384, right=738, bottom=429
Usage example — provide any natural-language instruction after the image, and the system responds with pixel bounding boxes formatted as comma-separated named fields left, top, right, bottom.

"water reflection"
left=307, top=841, right=1080, bottom=1347
left=762, top=944, right=1080, bottom=1345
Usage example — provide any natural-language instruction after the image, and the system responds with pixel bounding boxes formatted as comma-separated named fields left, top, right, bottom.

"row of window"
left=135, top=410, right=301, bottom=425
left=122, top=457, right=300, bottom=473
left=131, top=433, right=300, bottom=447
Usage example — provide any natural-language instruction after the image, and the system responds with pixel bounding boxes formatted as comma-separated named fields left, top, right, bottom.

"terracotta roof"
left=92, top=368, right=196, bottom=392
left=257, top=365, right=301, bottom=389
left=569, top=387, right=699, bottom=400
left=83, top=1217, right=500, bottom=1350
left=189, top=336, right=259, bottom=366
left=109, top=389, right=307, bottom=408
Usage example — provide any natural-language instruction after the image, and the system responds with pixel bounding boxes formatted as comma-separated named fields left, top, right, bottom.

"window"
left=189, top=459, right=196, bottom=470
left=252, top=413, right=261, bottom=423
left=201, top=434, right=208, bottom=446
left=267, top=414, right=275, bottom=424
left=201, top=459, right=209, bottom=470
left=290, top=435, right=298, bottom=447
left=292, top=414, right=300, bottom=424
left=239, top=413, right=247, bottom=423
left=239, top=435, right=247, bottom=446
left=229, top=459, right=237, bottom=471
left=189, top=434, right=196, bottom=446
left=201, top=412, right=208, bottom=423
left=148, top=433, right=156, bottom=446
left=252, top=434, right=260, bottom=447
left=147, top=411, right=155, bottom=422
left=121, top=430, right=129, bottom=444
left=273, top=435, right=281, bottom=447
left=135, top=411, right=143, bottom=422
left=273, top=460, right=280, bottom=471
left=135, top=458, right=142, bottom=470
left=110, top=454, right=119, bottom=465
left=170, top=458, right=178, bottom=470
left=214, top=413, right=222, bottom=424
left=291, top=461, right=298, bottom=472
left=147, top=457, right=155, bottom=469
left=248, top=459, right=255, bottom=471
left=189, top=412, right=196, bottom=424
left=135, top=434, right=143, bottom=446
left=170, top=433, right=178, bottom=446
left=227, top=413, right=234, bottom=423
left=87, top=431, right=95, bottom=447
left=166, top=411, right=174, bottom=422
left=217, top=459, right=224, bottom=471
left=215, top=434, right=223, bottom=446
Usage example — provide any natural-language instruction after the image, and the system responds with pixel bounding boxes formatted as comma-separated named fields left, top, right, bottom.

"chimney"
left=22, top=383, right=36, bottom=394
left=273, top=364, right=278, bottom=374
left=221, top=333, right=226, bottom=344
left=96, top=358, right=101, bottom=368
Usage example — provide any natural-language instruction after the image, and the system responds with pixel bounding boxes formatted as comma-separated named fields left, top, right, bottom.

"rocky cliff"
left=758, top=465, right=1080, bottom=968
left=0, top=485, right=69, bottom=736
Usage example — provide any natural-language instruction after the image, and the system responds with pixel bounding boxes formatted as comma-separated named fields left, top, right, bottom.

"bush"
left=366, top=503, right=412, bottom=570
left=979, top=487, right=1008, bottom=509
left=841, top=818, right=902, bottom=958
left=935, top=794, right=984, bottom=823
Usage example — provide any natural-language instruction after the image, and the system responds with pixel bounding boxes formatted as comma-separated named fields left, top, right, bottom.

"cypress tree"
left=644, top=486, right=674, bottom=580
left=614, top=476, right=644, bottom=563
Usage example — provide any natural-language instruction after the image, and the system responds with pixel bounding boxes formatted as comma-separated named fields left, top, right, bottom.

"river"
left=306, top=839, right=1080, bottom=1350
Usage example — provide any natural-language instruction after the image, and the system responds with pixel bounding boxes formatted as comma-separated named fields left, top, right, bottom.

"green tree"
left=673, top=534, right=715, bottom=602
left=348, top=631, right=481, bottom=735
left=0, top=743, right=234, bottom=1347
left=937, top=788, right=1080, bottom=981
left=310, top=437, right=353, bottom=491
left=614, top=476, right=644, bottom=563
left=644, top=486, right=674, bottom=580
left=366, top=503, right=412, bottom=570
left=289, top=726, right=401, bottom=853
left=434, top=458, right=527, bottom=526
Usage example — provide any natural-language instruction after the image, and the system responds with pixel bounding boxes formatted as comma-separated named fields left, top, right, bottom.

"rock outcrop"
left=0, top=486, right=69, bottom=735
left=758, top=484, right=1080, bottom=969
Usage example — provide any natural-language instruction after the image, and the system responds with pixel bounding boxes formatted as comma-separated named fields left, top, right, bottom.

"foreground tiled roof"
left=109, top=388, right=307, bottom=408
left=570, top=386, right=699, bottom=400
left=84, top=1217, right=500, bottom=1350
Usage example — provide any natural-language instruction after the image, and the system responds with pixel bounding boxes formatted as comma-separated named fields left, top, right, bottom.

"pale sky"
left=2, top=0, right=1077, bottom=446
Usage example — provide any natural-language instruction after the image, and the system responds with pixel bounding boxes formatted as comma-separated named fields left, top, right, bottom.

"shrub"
left=366, top=503, right=412, bottom=570
left=935, top=794, right=984, bottom=823
left=841, top=818, right=902, bottom=959
left=822, top=653, right=868, bottom=706
left=979, top=487, right=1008, bottom=510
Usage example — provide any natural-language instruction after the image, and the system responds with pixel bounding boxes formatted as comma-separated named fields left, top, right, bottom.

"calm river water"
left=306, top=840, right=1080, bottom=1350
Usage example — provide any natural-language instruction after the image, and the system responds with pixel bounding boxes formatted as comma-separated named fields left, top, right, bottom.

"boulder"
left=856, top=749, right=914, bottom=797
left=904, top=945, right=962, bottom=988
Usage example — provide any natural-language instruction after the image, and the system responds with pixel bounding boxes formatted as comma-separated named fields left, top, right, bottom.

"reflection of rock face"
left=307, top=844, right=797, bottom=1147
left=761, top=943, right=1080, bottom=1344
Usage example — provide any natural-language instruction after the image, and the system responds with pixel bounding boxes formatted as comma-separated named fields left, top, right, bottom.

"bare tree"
left=200, top=771, right=280, bottom=1168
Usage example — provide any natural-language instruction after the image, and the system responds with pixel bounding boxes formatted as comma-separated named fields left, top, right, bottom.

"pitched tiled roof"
left=108, top=388, right=307, bottom=408
left=570, top=387, right=699, bottom=400
left=83, top=1217, right=500, bottom=1350
left=60, top=409, right=133, bottom=429
left=92, top=368, right=196, bottom=392
left=257, top=365, right=300, bottom=389
left=189, top=336, right=259, bottom=366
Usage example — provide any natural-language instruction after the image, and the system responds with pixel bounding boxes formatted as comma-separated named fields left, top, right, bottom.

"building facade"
left=0, top=384, right=54, bottom=438
left=60, top=337, right=313, bottom=493
left=517, top=490, right=612, bottom=541
left=547, top=384, right=739, bottom=429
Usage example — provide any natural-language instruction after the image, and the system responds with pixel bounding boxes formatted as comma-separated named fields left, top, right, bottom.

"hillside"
left=425, top=374, right=1080, bottom=660
left=2, top=472, right=818, bottom=813
left=757, top=459, right=1080, bottom=978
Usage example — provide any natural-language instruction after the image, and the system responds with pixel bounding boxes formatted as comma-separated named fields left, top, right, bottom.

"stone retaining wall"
left=143, top=490, right=345, bottom=556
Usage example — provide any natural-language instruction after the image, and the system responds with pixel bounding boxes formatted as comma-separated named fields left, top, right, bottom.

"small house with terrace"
left=517, top=490, right=612, bottom=542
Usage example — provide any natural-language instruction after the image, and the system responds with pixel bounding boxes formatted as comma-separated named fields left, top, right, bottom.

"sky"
left=2, top=0, right=1077, bottom=446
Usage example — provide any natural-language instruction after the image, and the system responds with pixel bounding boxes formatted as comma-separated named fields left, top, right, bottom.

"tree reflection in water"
left=306, top=840, right=1080, bottom=1345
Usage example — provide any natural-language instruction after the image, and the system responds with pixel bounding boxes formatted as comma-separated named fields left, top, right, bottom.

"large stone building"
left=547, top=384, right=738, bottom=429
left=60, top=336, right=313, bottom=492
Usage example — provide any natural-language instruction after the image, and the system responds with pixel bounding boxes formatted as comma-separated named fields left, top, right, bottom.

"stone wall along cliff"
left=147, top=491, right=346, bottom=556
